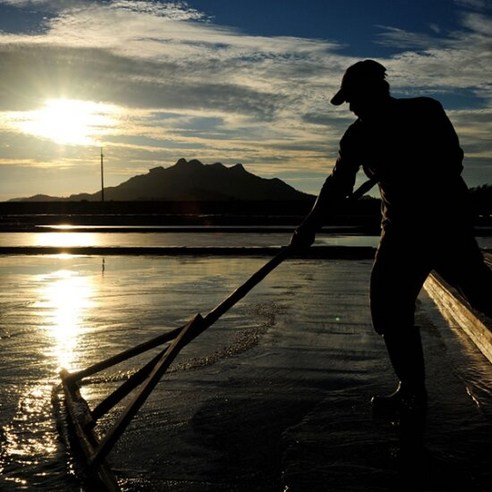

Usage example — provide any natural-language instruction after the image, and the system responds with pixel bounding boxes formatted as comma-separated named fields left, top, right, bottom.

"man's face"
left=348, top=94, right=375, bottom=119
left=347, top=90, right=386, bottom=120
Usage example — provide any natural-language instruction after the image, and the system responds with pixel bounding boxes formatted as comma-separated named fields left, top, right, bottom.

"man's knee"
left=370, top=298, right=416, bottom=335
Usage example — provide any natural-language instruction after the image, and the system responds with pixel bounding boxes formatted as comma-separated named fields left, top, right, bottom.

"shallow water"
left=2, top=229, right=491, bottom=251
left=1, top=254, right=492, bottom=491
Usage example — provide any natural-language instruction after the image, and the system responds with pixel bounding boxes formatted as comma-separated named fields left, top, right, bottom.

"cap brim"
left=330, top=89, right=346, bottom=106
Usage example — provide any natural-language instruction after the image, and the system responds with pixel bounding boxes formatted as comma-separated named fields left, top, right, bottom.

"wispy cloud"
left=375, top=10, right=492, bottom=101
left=454, top=0, right=492, bottom=11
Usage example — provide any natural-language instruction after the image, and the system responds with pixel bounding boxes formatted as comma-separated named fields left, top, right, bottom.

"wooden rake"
left=58, top=245, right=291, bottom=491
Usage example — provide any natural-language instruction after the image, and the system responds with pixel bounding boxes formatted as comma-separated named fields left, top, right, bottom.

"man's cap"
left=331, top=60, right=387, bottom=106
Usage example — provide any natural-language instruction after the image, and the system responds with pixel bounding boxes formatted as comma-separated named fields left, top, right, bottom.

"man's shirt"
left=324, top=97, right=469, bottom=230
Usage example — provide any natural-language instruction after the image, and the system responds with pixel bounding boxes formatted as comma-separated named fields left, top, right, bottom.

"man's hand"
left=289, top=222, right=316, bottom=250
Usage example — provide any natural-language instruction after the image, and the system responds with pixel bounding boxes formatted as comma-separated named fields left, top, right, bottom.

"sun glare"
left=35, top=232, right=97, bottom=248
left=13, top=98, right=119, bottom=146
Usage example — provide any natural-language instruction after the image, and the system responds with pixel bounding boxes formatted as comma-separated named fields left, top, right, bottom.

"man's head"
left=331, top=59, right=389, bottom=108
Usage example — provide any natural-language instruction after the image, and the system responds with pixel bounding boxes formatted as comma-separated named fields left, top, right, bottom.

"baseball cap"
left=331, top=60, right=387, bottom=106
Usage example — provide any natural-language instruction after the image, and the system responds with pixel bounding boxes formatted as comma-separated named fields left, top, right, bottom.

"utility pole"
left=100, top=147, right=105, bottom=202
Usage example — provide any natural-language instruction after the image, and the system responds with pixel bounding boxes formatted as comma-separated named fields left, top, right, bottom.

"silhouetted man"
left=291, top=59, right=492, bottom=416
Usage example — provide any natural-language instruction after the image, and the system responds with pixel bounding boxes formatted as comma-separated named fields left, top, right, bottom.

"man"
left=290, top=59, right=492, bottom=416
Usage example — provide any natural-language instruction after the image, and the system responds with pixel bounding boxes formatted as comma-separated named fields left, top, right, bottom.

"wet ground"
left=1, top=254, right=492, bottom=491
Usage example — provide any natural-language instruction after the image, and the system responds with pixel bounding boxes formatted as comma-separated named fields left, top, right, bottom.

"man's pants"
left=369, top=225, right=492, bottom=387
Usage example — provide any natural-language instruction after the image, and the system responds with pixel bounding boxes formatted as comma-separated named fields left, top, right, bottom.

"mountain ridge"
left=10, top=158, right=314, bottom=202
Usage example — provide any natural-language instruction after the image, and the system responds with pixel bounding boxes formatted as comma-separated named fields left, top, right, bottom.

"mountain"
left=12, top=158, right=314, bottom=202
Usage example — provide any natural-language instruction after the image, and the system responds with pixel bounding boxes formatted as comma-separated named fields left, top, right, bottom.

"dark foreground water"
left=1, top=252, right=492, bottom=491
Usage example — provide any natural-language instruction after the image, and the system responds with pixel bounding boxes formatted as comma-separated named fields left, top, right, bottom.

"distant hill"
left=10, top=158, right=314, bottom=202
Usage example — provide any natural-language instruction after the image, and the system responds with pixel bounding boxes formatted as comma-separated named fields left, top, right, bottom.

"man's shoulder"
left=341, top=118, right=363, bottom=142
left=395, top=96, right=443, bottom=111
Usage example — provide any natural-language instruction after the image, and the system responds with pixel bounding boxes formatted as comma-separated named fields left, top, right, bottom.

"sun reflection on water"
left=0, top=383, right=64, bottom=489
left=0, top=262, right=101, bottom=488
left=35, top=232, right=98, bottom=248
left=38, top=268, right=95, bottom=371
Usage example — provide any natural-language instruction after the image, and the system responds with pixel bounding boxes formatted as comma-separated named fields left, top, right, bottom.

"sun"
left=15, top=98, right=119, bottom=146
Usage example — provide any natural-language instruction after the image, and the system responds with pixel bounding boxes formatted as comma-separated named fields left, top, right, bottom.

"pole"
left=100, top=147, right=105, bottom=202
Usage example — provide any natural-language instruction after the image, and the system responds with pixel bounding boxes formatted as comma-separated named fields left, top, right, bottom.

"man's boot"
left=371, top=327, right=427, bottom=418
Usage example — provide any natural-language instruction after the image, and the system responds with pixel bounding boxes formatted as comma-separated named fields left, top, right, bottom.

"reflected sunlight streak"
left=40, top=269, right=95, bottom=370
left=35, top=232, right=97, bottom=248
left=1, top=383, right=60, bottom=483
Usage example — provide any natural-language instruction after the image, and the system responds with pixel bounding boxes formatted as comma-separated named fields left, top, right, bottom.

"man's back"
left=339, top=96, right=469, bottom=230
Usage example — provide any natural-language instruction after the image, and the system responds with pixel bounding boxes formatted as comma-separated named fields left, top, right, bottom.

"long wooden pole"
left=61, top=177, right=379, bottom=484
left=64, top=179, right=377, bottom=385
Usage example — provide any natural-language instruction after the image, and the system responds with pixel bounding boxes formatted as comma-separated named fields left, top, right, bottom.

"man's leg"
left=383, top=327, right=425, bottom=392
left=369, top=231, right=430, bottom=415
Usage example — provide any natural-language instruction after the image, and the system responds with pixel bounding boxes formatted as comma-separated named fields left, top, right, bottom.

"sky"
left=0, top=0, right=491, bottom=201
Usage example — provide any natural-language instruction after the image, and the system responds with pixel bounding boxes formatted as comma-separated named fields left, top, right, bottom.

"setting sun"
left=11, top=98, right=119, bottom=146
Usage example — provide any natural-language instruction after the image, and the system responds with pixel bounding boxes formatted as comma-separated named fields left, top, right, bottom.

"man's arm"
left=290, top=157, right=359, bottom=249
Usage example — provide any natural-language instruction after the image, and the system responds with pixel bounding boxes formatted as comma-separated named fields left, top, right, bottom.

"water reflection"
left=0, top=383, right=64, bottom=490
left=37, top=269, right=95, bottom=370
left=35, top=232, right=98, bottom=248
left=1, top=230, right=492, bottom=250
left=0, top=260, right=101, bottom=490
left=3, top=384, right=58, bottom=459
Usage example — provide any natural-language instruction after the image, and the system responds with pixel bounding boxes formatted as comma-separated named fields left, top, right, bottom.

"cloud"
left=0, top=0, right=491, bottom=200
left=375, top=11, right=492, bottom=103
left=454, top=0, right=492, bottom=11
left=0, top=2, right=345, bottom=158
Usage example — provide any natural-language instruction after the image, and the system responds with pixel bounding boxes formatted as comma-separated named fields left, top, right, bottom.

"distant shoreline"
left=1, top=199, right=490, bottom=233
left=1, top=244, right=490, bottom=257
left=0, top=199, right=383, bottom=231
left=0, top=224, right=377, bottom=233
